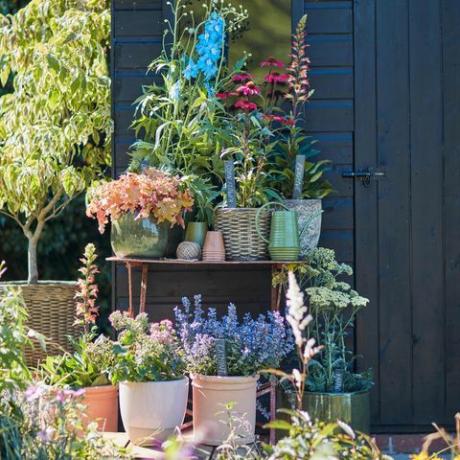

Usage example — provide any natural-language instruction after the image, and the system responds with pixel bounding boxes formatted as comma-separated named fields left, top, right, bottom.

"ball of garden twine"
left=176, top=241, right=201, bottom=260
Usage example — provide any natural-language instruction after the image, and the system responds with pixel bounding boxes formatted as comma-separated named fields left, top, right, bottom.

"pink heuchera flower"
left=216, top=92, right=231, bottom=100
left=260, top=57, right=285, bottom=68
left=264, top=114, right=295, bottom=126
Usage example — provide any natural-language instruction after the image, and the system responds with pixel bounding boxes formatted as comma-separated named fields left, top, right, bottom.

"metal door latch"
left=342, top=168, right=385, bottom=187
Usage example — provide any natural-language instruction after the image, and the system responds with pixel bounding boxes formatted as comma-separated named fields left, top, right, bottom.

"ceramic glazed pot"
left=191, top=374, right=259, bottom=446
left=202, top=231, right=225, bottom=261
left=119, top=378, right=189, bottom=446
left=284, top=199, right=322, bottom=258
left=111, top=213, right=169, bottom=258
left=278, top=388, right=370, bottom=434
left=185, top=221, right=208, bottom=248
left=82, top=385, right=118, bottom=432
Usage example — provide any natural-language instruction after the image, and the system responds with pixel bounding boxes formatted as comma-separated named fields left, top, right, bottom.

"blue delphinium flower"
left=183, top=12, right=225, bottom=86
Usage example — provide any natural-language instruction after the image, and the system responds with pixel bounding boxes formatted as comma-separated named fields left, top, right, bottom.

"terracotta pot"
left=202, top=231, right=225, bottom=261
left=191, top=374, right=259, bottom=446
left=82, top=385, right=119, bottom=432
left=119, top=378, right=189, bottom=446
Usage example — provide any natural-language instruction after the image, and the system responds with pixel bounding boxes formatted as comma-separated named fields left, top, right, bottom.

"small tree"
left=0, top=0, right=112, bottom=283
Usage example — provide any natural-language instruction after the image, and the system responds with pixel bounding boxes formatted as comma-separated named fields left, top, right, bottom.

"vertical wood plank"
left=376, top=0, right=412, bottom=426
left=353, top=0, right=380, bottom=426
left=442, top=0, right=460, bottom=421
left=409, top=0, right=445, bottom=424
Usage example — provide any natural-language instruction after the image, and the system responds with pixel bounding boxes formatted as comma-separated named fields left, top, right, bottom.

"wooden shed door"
left=354, top=0, right=460, bottom=432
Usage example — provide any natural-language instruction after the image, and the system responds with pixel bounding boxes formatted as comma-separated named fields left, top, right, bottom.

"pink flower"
left=232, top=72, right=253, bottom=82
left=236, top=81, right=261, bottom=96
left=264, top=72, right=290, bottom=84
left=260, top=57, right=285, bottom=68
left=263, top=114, right=295, bottom=126
left=216, top=92, right=231, bottom=100
left=233, top=100, right=258, bottom=112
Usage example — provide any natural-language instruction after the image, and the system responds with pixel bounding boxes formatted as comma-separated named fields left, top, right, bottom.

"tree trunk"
left=27, top=237, right=38, bottom=284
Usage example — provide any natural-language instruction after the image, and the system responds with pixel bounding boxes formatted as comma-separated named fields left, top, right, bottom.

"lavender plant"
left=174, top=295, right=294, bottom=376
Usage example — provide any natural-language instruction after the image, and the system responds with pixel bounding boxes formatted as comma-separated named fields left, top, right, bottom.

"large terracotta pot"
left=119, top=378, right=189, bottom=446
left=111, top=213, right=169, bottom=258
left=191, top=374, right=259, bottom=446
left=82, top=385, right=119, bottom=432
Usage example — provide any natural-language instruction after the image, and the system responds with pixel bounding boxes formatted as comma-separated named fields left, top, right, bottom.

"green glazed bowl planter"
left=256, top=202, right=300, bottom=261
left=111, top=212, right=169, bottom=258
left=185, top=221, right=208, bottom=248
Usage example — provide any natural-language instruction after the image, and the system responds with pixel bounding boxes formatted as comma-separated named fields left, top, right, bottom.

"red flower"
left=232, top=72, right=253, bottom=83
left=264, top=72, right=290, bottom=84
left=260, top=57, right=285, bottom=68
left=236, top=81, right=261, bottom=96
left=216, top=92, right=231, bottom=100
left=234, top=100, right=258, bottom=112
left=263, top=114, right=295, bottom=126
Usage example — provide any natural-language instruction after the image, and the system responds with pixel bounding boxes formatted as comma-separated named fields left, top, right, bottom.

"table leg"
left=269, top=379, right=277, bottom=445
left=127, top=262, right=134, bottom=318
left=270, top=264, right=281, bottom=311
left=139, top=264, right=148, bottom=314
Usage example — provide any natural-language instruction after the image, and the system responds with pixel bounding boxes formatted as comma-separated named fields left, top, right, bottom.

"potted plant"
left=277, top=248, right=373, bottom=433
left=129, top=1, right=248, bottom=218
left=261, top=17, right=332, bottom=258
left=40, top=244, right=118, bottom=432
left=109, top=311, right=188, bottom=446
left=174, top=295, right=294, bottom=445
left=0, top=0, right=111, bottom=362
left=87, top=168, right=193, bottom=258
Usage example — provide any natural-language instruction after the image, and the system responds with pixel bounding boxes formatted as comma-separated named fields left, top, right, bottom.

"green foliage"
left=0, top=0, right=111, bottom=282
left=0, top=266, right=31, bottom=393
left=264, top=411, right=388, bottom=460
left=109, top=312, right=186, bottom=384
left=41, top=334, right=114, bottom=389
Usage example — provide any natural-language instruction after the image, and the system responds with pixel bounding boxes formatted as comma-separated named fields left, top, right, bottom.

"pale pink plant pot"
left=191, top=374, right=259, bottom=446
left=202, top=231, right=226, bottom=262
left=119, top=377, right=189, bottom=446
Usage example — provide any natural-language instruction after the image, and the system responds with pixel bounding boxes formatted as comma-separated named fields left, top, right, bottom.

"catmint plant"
left=174, top=295, right=294, bottom=376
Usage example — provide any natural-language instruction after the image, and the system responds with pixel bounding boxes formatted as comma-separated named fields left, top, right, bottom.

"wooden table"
left=107, top=257, right=304, bottom=445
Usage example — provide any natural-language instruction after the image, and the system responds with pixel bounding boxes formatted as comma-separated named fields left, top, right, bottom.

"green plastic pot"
left=278, top=389, right=371, bottom=434
left=185, top=221, right=208, bottom=248
left=111, top=213, right=169, bottom=258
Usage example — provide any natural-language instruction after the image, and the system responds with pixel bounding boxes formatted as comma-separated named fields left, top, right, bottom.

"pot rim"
left=0, top=280, right=77, bottom=286
left=216, top=207, right=270, bottom=213
left=284, top=198, right=322, bottom=204
left=304, top=389, right=370, bottom=397
left=83, top=384, right=118, bottom=392
left=191, top=374, right=259, bottom=383
left=120, top=376, right=189, bottom=386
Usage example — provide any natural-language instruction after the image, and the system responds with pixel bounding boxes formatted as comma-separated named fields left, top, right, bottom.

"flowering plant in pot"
left=109, top=311, right=188, bottom=446
left=275, top=248, right=373, bottom=433
left=174, top=295, right=294, bottom=445
left=40, top=244, right=119, bottom=432
left=0, top=0, right=111, bottom=363
left=87, top=168, right=193, bottom=258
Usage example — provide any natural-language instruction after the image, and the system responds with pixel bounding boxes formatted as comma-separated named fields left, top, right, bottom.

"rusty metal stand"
left=108, top=258, right=299, bottom=445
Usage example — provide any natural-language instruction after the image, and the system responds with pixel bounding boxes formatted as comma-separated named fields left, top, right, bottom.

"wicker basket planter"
left=0, top=281, right=78, bottom=366
left=214, top=208, right=271, bottom=261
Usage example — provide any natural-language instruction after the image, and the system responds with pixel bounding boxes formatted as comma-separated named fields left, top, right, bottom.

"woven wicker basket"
left=0, top=281, right=78, bottom=366
left=214, top=208, right=271, bottom=261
